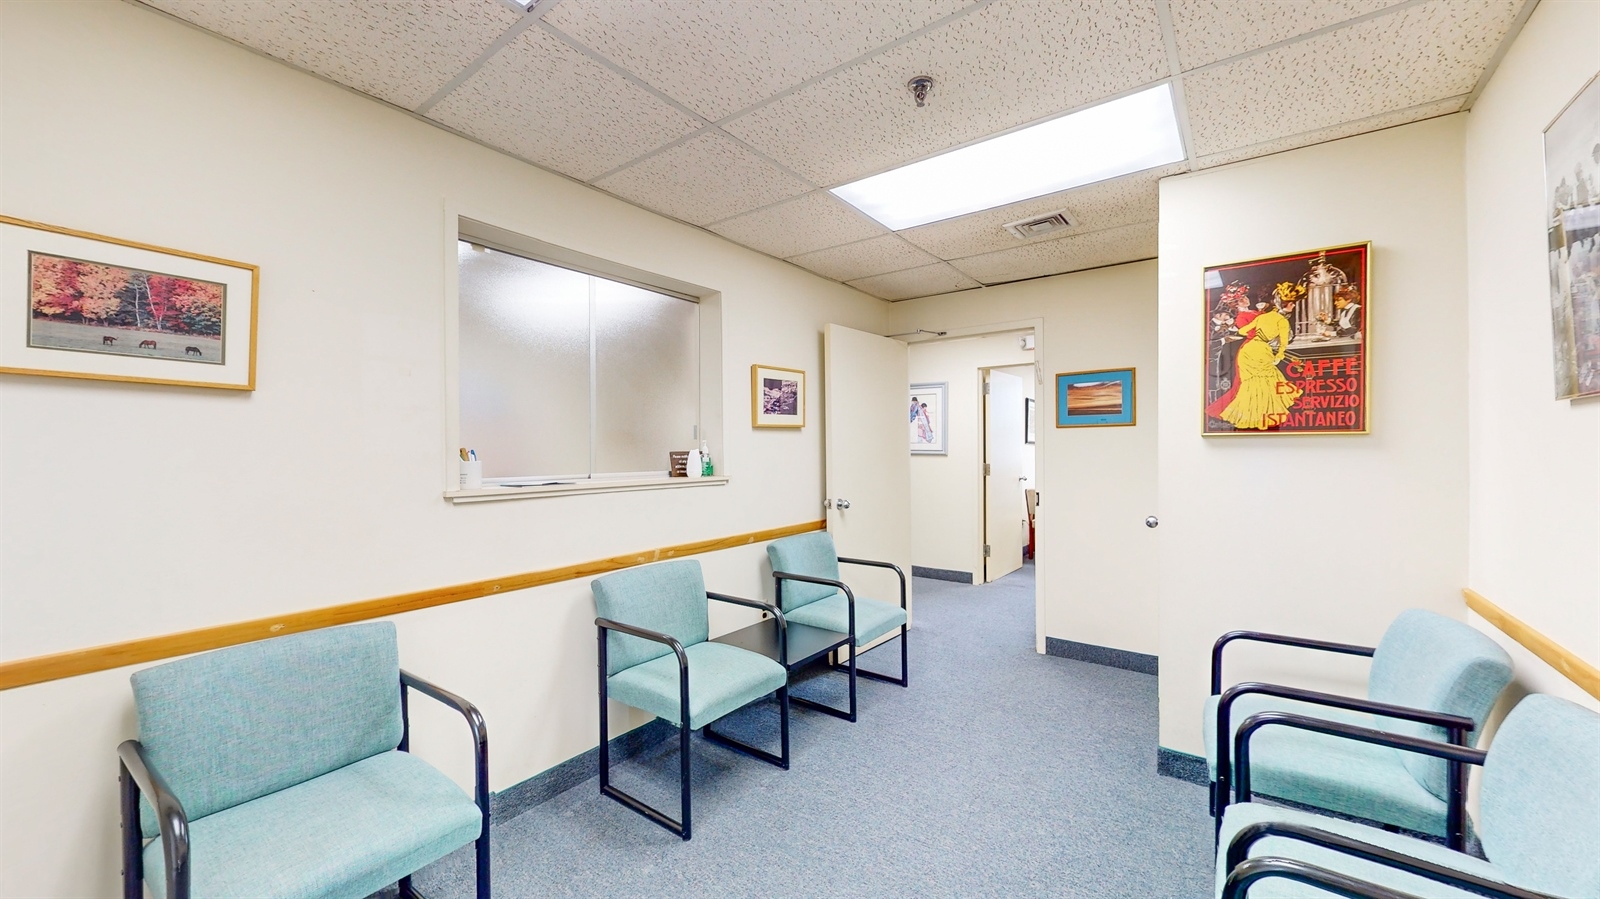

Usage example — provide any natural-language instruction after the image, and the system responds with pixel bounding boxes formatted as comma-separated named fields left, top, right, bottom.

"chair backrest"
left=592, top=559, right=709, bottom=676
left=1365, top=608, right=1512, bottom=801
left=130, top=622, right=403, bottom=836
left=766, top=531, right=842, bottom=613
left=1479, top=694, right=1600, bottom=897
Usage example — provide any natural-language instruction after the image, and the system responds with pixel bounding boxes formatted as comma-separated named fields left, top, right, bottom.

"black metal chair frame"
left=1222, top=857, right=1423, bottom=899
left=1210, top=630, right=1476, bottom=851
left=119, top=669, right=492, bottom=899
left=1224, top=713, right=1559, bottom=899
left=595, top=591, right=790, bottom=841
left=772, top=557, right=908, bottom=723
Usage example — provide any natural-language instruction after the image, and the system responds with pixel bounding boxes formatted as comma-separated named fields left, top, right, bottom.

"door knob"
left=1145, top=516, right=1159, bottom=528
left=835, top=499, right=852, bottom=510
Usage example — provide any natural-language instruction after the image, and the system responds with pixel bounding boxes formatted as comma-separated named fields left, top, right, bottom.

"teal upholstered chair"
left=118, top=621, right=489, bottom=899
left=593, top=559, right=789, bottom=840
left=766, top=531, right=908, bottom=722
left=1208, top=609, right=1512, bottom=850
left=1216, top=693, right=1600, bottom=898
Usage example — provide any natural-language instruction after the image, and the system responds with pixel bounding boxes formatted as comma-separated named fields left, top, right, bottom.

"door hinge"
left=983, top=382, right=992, bottom=395
left=983, top=544, right=992, bottom=558
left=983, top=463, right=992, bottom=476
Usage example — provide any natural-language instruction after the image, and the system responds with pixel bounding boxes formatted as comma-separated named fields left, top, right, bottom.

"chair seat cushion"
left=607, top=641, right=786, bottom=730
left=783, top=591, right=907, bottom=646
left=1215, top=802, right=1512, bottom=898
left=144, top=750, right=481, bottom=899
left=1204, top=693, right=1451, bottom=837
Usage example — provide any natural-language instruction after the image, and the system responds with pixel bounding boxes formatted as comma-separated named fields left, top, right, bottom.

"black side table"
left=712, top=618, right=848, bottom=673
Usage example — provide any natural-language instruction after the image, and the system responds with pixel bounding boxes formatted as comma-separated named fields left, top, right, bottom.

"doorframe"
left=903, top=318, right=1048, bottom=653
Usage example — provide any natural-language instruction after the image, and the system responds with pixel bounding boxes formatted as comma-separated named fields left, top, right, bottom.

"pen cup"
left=459, top=460, right=483, bottom=490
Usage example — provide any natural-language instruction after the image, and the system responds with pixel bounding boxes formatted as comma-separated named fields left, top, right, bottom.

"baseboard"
left=1044, top=637, right=1159, bottom=675
left=912, top=565, right=973, bottom=584
left=1156, top=747, right=1209, bottom=785
left=491, top=718, right=676, bottom=822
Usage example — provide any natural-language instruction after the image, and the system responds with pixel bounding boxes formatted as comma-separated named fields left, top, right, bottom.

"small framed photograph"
left=1025, top=397, right=1036, bottom=444
left=0, top=215, right=258, bottom=390
left=752, top=364, right=805, bottom=428
left=1056, top=368, right=1136, bottom=428
left=909, top=381, right=948, bottom=454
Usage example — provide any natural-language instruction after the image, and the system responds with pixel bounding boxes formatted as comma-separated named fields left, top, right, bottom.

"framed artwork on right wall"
left=1544, top=71, right=1600, bottom=400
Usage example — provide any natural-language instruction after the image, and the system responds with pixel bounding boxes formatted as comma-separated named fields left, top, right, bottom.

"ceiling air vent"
left=1003, top=210, right=1074, bottom=240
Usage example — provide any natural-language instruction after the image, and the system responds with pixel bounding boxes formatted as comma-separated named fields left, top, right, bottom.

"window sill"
left=446, top=476, right=729, bottom=504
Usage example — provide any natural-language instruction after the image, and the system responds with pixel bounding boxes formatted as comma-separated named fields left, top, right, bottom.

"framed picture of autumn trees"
left=0, top=215, right=258, bottom=390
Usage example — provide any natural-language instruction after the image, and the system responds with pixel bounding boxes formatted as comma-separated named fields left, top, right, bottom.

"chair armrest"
left=119, top=739, right=190, bottom=899
left=1222, top=857, right=1419, bottom=899
left=399, top=671, right=491, bottom=840
left=595, top=618, right=690, bottom=727
left=837, top=557, right=908, bottom=610
left=1214, top=683, right=1477, bottom=821
left=772, top=571, right=857, bottom=642
left=708, top=592, right=788, bottom=665
left=1226, top=821, right=1557, bottom=899
left=1212, top=630, right=1375, bottom=695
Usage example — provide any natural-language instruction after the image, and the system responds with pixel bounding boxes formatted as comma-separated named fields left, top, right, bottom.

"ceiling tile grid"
left=847, top=262, right=982, bottom=301
left=142, top=0, right=522, bottom=110
left=949, top=220, right=1160, bottom=285
left=542, top=0, right=977, bottom=122
left=593, top=130, right=813, bottom=225
left=786, top=234, right=941, bottom=283
left=721, top=0, right=1170, bottom=186
left=707, top=191, right=890, bottom=259
left=1169, top=0, right=1408, bottom=71
left=427, top=24, right=705, bottom=182
left=898, top=163, right=1185, bottom=259
left=1181, top=0, right=1525, bottom=157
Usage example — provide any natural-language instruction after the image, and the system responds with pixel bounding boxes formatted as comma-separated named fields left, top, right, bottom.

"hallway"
left=413, top=568, right=1213, bottom=897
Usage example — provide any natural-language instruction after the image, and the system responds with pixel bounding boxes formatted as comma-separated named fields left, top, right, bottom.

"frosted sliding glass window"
left=595, top=279, right=699, bottom=473
left=457, top=240, right=699, bottom=481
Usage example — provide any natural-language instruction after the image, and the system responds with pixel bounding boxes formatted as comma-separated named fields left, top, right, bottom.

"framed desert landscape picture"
left=1202, top=243, right=1370, bottom=435
left=0, top=215, right=258, bottom=390
left=1545, top=72, right=1600, bottom=400
left=1056, top=368, right=1135, bottom=427
left=752, top=363, right=804, bottom=428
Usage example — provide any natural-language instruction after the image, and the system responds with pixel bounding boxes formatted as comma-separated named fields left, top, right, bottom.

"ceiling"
left=136, top=0, right=1532, bottom=301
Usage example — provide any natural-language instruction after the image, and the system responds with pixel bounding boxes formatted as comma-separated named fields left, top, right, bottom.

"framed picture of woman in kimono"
left=1202, top=243, right=1371, bottom=436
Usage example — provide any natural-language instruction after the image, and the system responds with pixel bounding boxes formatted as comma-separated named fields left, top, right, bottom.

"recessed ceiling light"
left=831, top=83, right=1184, bottom=231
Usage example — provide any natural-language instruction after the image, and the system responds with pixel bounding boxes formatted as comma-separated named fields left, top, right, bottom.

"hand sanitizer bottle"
left=686, top=447, right=702, bottom=479
left=699, top=440, right=713, bottom=476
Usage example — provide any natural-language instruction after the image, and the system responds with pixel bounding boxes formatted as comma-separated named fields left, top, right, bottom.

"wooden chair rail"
left=0, top=520, right=825, bottom=692
left=1464, top=588, right=1600, bottom=702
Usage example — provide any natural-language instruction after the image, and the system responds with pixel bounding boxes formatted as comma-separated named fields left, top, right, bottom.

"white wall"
left=0, top=3, right=890, bottom=896
left=1462, top=0, right=1600, bottom=715
left=1156, top=116, right=1472, bottom=756
left=907, top=333, right=1034, bottom=580
left=891, top=260, right=1159, bottom=655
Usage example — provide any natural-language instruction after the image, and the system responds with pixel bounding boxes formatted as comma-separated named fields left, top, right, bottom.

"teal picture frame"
left=1056, top=368, right=1136, bottom=428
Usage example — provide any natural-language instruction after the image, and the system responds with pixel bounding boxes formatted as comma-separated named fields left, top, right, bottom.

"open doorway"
left=982, top=365, right=1037, bottom=583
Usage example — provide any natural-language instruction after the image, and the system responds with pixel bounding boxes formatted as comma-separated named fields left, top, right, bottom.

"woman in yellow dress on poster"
left=1206, top=284, right=1303, bottom=430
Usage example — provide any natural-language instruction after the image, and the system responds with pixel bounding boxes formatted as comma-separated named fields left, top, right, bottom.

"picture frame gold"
left=752, top=363, right=805, bottom=428
left=1201, top=242, right=1371, bottom=436
left=0, top=214, right=259, bottom=390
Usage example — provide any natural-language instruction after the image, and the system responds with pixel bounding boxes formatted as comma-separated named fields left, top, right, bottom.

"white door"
left=983, top=369, right=1027, bottom=582
left=824, top=323, right=912, bottom=632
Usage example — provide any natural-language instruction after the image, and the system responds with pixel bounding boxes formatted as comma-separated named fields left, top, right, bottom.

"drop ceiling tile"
left=543, top=0, right=977, bottom=121
left=708, top=192, right=888, bottom=259
left=847, top=263, right=981, bottom=301
left=593, top=131, right=812, bottom=225
left=1182, top=0, right=1525, bottom=157
left=1193, top=96, right=1465, bottom=169
left=142, top=0, right=521, bottom=110
left=1169, top=0, right=1407, bottom=71
left=723, top=0, right=1169, bottom=186
left=898, top=164, right=1184, bottom=259
left=949, top=221, right=1158, bottom=284
left=788, top=235, right=941, bottom=283
left=428, top=25, right=704, bottom=181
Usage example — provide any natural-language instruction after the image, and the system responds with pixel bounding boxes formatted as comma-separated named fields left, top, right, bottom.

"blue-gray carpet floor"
left=410, top=565, right=1214, bottom=897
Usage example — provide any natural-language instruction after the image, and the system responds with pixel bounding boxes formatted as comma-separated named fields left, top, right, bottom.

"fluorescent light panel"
left=831, top=84, right=1184, bottom=231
